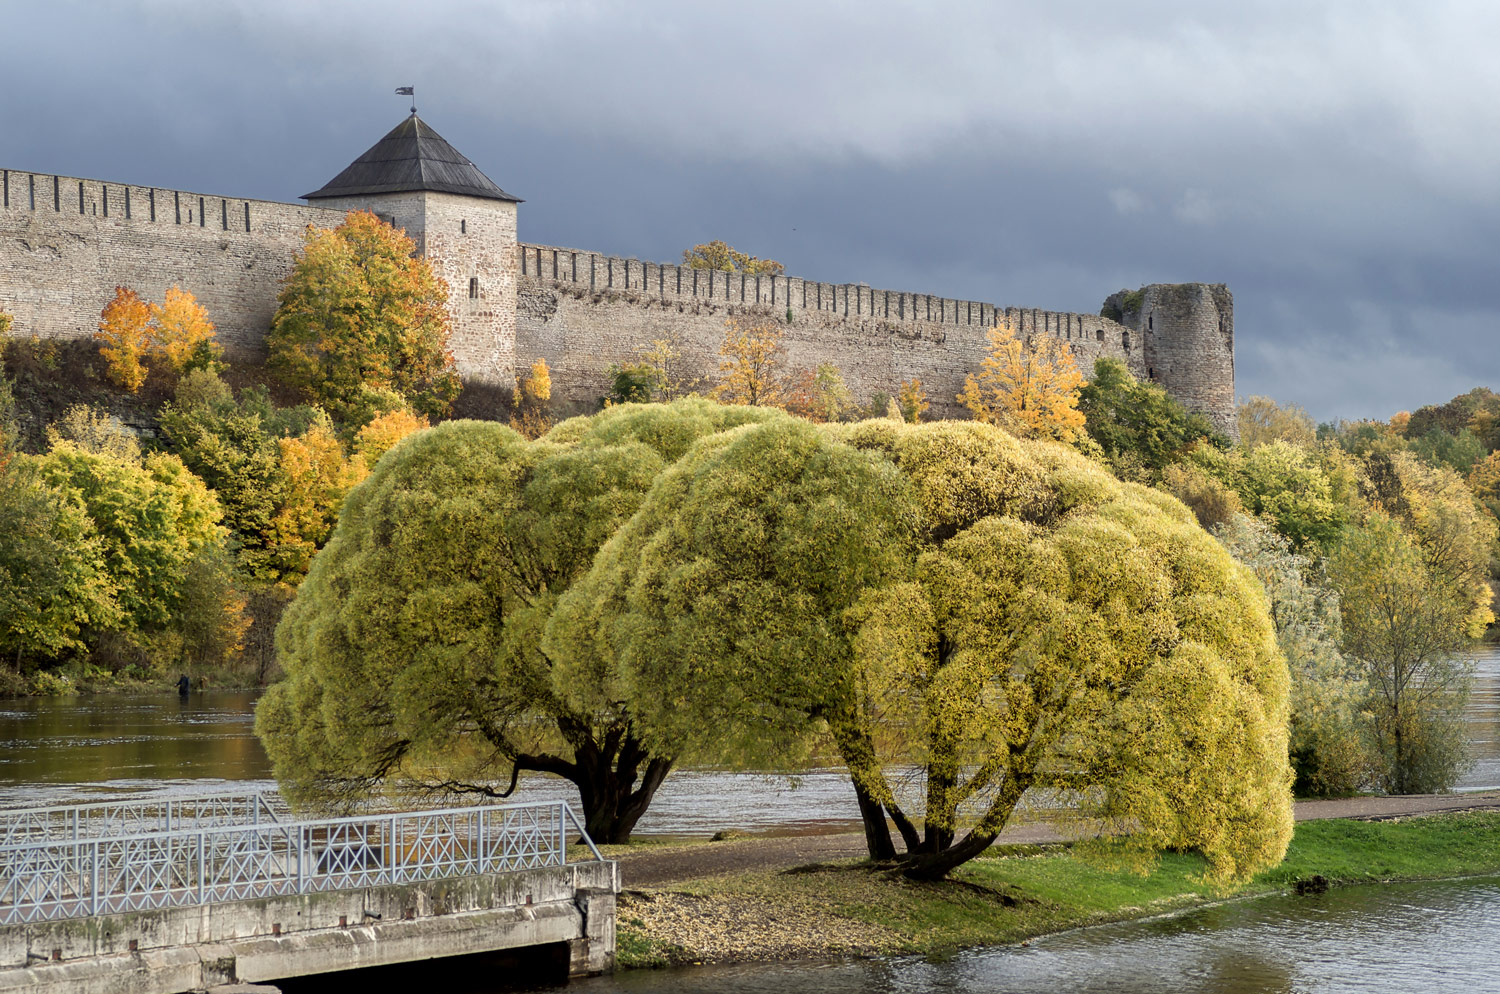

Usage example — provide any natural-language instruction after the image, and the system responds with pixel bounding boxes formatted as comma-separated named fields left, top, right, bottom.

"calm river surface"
left=4, top=652, right=1500, bottom=991
left=5, top=646, right=1500, bottom=829
left=550, top=879, right=1500, bottom=993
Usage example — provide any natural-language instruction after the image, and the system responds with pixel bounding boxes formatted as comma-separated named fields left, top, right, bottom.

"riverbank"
left=615, top=809, right=1500, bottom=967
left=0, top=663, right=262, bottom=697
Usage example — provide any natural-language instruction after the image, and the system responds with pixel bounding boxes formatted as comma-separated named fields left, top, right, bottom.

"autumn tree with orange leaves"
left=957, top=319, right=1086, bottom=441
left=268, top=210, right=461, bottom=422
left=97, top=288, right=155, bottom=391
left=96, top=286, right=221, bottom=392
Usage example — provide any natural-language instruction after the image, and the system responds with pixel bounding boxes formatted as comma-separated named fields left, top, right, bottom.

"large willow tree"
left=255, top=399, right=778, bottom=842
left=551, top=417, right=1293, bottom=880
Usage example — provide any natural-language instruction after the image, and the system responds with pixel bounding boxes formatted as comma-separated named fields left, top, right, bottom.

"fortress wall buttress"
left=515, top=242, right=1142, bottom=417
left=0, top=169, right=344, bottom=359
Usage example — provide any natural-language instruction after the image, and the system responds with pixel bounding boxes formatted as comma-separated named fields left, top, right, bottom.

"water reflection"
left=3, top=644, right=1498, bottom=823
left=1459, top=645, right=1500, bottom=791
left=559, top=879, right=1500, bottom=993
left=0, top=691, right=270, bottom=807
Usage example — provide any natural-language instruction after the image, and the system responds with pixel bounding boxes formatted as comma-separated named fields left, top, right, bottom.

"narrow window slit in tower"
left=199, top=197, right=205, bottom=227
left=124, top=188, right=131, bottom=219
left=244, top=203, right=251, bottom=232
left=469, top=277, right=479, bottom=299
left=150, top=190, right=156, bottom=221
left=29, top=176, right=35, bottom=211
left=2, top=171, right=8, bottom=209
left=53, top=176, right=60, bottom=212
left=460, top=219, right=466, bottom=234
left=175, top=192, right=181, bottom=224
left=102, top=187, right=108, bottom=217
left=79, top=182, right=85, bottom=214
left=221, top=199, right=228, bottom=230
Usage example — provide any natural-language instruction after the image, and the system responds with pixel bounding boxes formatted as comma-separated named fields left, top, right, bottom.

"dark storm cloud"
left=6, top=0, right=1500, bottom=421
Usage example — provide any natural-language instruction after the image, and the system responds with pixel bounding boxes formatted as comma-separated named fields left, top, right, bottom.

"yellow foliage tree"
left=268, top=421, right=368, bottom=581
left=511, top=359, right=554, bottom=439
left=715, top=319, right=787, bottom=408
left=637, top=336, right=696, bottom=401
left=1237, top=395, right=1317, bottom=450
left=96, top=287, right=154, bottom=392
left=0, top=310, right=12, bottom=336
left=152, top=285, right=217, bottom=373
left=957, top=320, right=1085, bottom=440
left=519, top=359, right=551, bottom=409
left=681, top=240, right=784, bottom=276
left=898, top=378, right=929, bottom=423
left=355, top=408, right=430, bottom=465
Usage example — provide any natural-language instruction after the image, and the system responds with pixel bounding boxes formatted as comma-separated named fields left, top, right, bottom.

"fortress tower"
left=0, top=115, right=1235, bottom=430
left=303, top=114, right=521, bottom=388
left=1102, top=284, right=1237, bottom=440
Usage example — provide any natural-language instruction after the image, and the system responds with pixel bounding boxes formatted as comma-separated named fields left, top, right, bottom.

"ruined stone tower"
left=1103, top=284, right=1237, bottom=439
left=303, top=114, right=521, bottom=388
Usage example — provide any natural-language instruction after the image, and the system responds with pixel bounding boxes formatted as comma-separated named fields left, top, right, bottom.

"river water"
left=4, top=646, right=1500, bottom=830
left=4, top=652, right=1500, bottom=991
left=551, top=879, right=1500, bottom=993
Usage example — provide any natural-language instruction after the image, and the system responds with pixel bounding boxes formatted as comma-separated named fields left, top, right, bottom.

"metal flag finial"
left=395, top=86, right=416, bottom=115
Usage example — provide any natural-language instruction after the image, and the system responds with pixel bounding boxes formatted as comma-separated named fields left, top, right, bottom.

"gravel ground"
left=612, top=789, right=1500, bottom=965
left=617, top=789, right=1500, bottom=887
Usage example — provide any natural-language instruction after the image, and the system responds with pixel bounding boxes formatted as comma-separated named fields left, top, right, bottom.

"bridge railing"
left=0, top=790, right=285, bottom=847
left=0, top=799, right=601, bottom=926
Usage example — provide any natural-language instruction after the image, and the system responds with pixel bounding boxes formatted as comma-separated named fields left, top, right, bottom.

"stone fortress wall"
left=515, top=242, right=1150, bottom=422
left=0, top=164, right=1237, bottom=436
left=0, top=168, right=344, bottom=358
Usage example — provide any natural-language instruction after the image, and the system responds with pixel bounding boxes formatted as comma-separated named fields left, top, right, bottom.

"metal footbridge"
left=0, top=790, right=618, bottom=992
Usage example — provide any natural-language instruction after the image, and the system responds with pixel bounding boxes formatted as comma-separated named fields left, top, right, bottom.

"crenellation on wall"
left=0, top=155, right=1229, bottom=431
left=515, top=243, right=1146, bottom=419
left=0, top=169, right=347, bottom=359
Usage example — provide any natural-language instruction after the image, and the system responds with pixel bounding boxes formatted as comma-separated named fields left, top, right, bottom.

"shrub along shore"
left=614, top=810, right=1500, bottom=967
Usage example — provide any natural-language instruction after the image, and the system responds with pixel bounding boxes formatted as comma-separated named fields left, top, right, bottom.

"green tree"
left=256, top=399, right=782, bottom=841
left=605, top=363, right=657, bottom=405
left=1190, top=441, right=1351, bottom=552
left=1329, top=513, right=1483, bottom=793
left=34, top=446, right=222, bottom=637
left=0, top=460, right=118, bottom=667
left=554, top=418, right=1293, bottom=881
left=267, top=210, right=461, bottom=421
left=159, top=375, right=305, bottom=585
left=1408, top=427, right=1486, bottom=476
left=1079, top=359, right=1226, bottom=479
left=1216, top=514, right=1368, bottom=795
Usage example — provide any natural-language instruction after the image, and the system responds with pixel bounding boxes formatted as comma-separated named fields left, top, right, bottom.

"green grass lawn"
left=619, top=811, right=1500, bottom=966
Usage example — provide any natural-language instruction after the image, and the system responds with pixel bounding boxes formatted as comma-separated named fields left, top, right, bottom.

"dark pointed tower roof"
left=303, top=114, right=520, bottom=202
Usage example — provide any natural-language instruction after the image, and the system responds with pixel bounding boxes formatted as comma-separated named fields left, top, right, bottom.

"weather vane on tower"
left=396, top=86, right=416, bottom=115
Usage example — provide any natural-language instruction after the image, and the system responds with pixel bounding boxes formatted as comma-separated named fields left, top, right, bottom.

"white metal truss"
left=0, top=798, right=601, bottom=926
left=0, top=791, right=285, bottom=847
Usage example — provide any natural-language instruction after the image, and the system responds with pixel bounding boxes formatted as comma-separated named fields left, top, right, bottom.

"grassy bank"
left=618, top=810, right=1500, bottom=967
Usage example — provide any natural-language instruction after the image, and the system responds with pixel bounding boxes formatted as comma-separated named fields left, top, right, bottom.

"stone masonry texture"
left=0, top=164, right=1234, bottom=431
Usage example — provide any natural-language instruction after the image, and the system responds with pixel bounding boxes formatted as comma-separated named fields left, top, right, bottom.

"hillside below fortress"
left=0, top=114, right=1236, bottom=435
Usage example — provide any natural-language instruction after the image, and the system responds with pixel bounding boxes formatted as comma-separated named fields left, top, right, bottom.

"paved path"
left=619, top=790, right=1500, bottom=887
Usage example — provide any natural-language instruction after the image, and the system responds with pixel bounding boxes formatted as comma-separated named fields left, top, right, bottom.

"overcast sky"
left=7, top=0, right=1498, bottom=421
